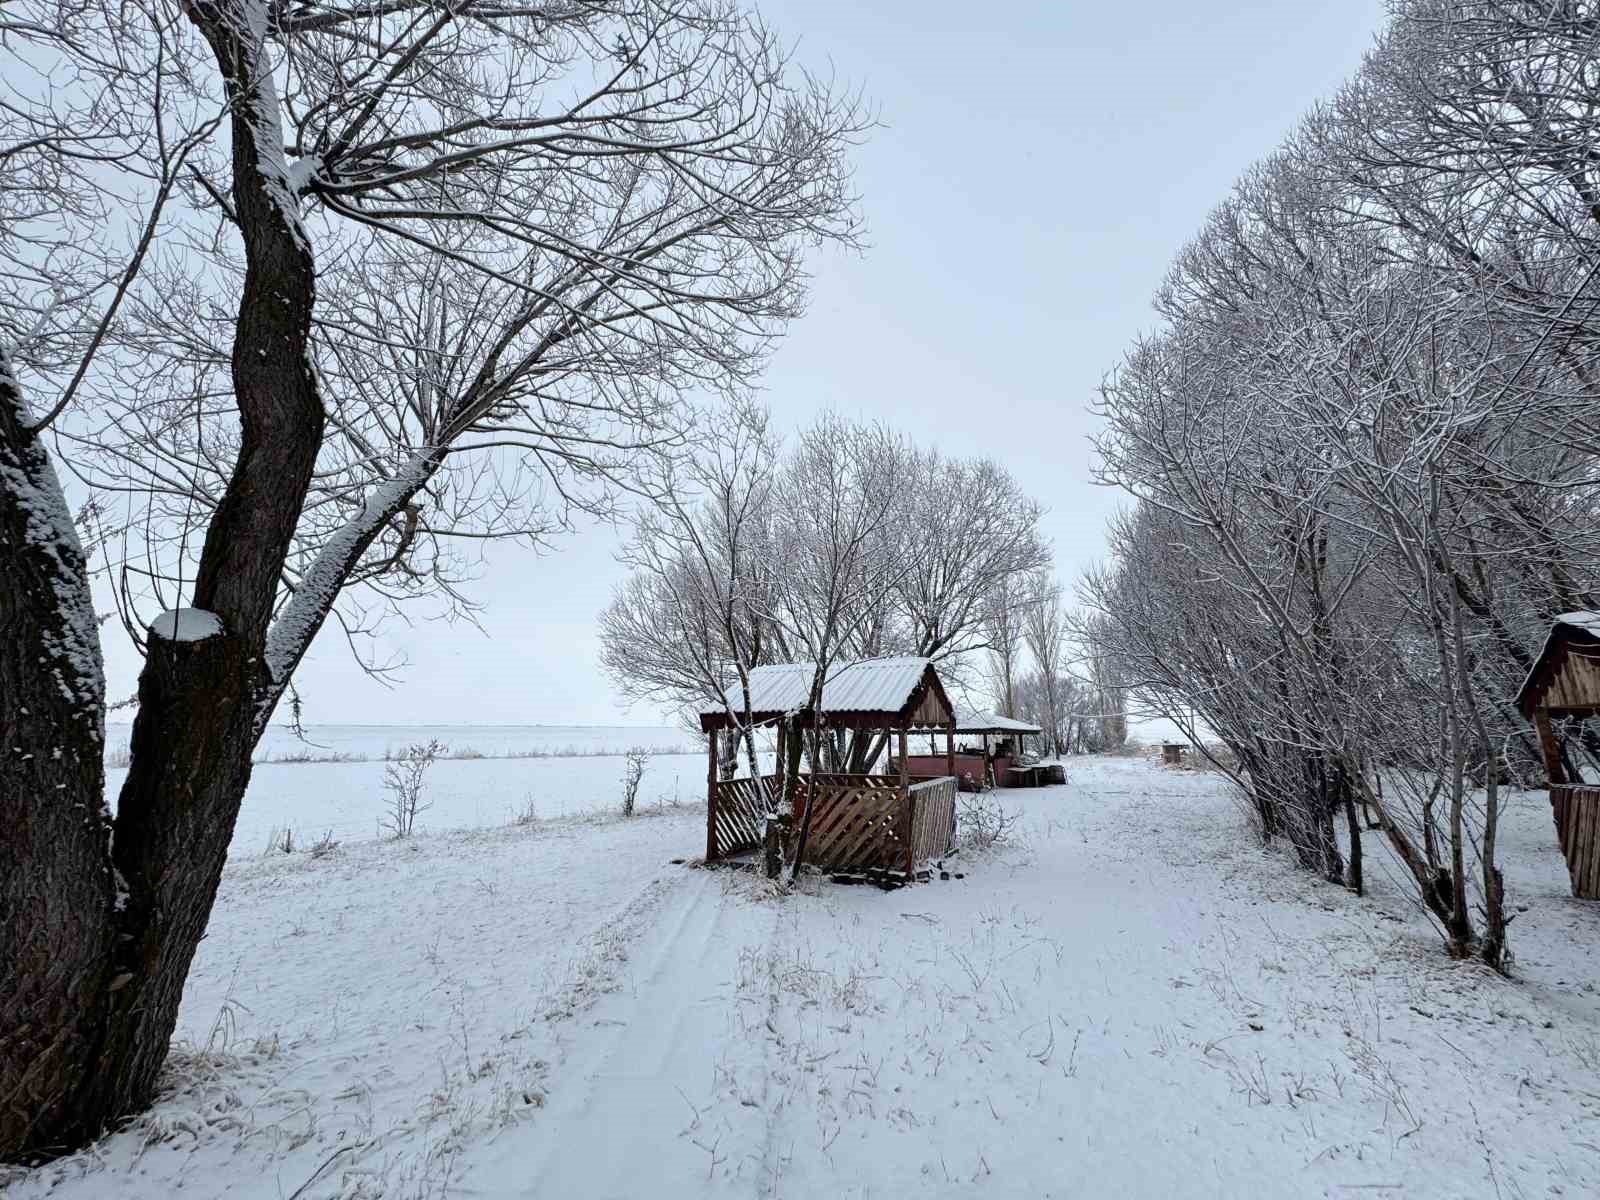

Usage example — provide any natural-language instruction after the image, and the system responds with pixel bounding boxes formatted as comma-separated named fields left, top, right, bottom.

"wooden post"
left=706, top=731, right=719, bottom=862
left=945, top=724, right=956, bottom=784
left=898, top=725, right=913, bottom=875
left=904, top=784, right=917, bottom=877
left=774, top=720, right=787, bottom=810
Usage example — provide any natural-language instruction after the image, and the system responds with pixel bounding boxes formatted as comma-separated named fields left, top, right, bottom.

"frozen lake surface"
left=105, top=723, right=704, bottom=857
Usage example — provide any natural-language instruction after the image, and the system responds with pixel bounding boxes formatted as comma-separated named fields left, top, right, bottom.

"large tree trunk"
left=0, top=350, right=116, bottom=1159
left=2, top=1, right=325, bottom=1159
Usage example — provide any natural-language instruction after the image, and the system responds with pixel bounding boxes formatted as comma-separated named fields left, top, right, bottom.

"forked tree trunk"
left=1, top=2, right=326, bottom=1159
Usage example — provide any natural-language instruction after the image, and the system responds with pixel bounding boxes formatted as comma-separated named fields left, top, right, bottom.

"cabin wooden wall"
left=1539, top=646, right=1600, bottom=713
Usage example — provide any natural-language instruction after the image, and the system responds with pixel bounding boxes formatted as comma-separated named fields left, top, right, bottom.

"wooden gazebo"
left=1516, top=612, right=1600, bottom=900
left=699, top=657, right=958, bottom=877
left=899, top=712, right=1043, bottom=791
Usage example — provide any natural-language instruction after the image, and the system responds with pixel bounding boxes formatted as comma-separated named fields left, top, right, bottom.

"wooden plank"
left=1571, top=791, right=1587, bottom=898
left=903, top=788, right=917, bottom=876
left=1565, top=788, right=1590, bottom=899
left=1576, top=790, right=1594, bottom=898
left=1579, top=791, right=1600, bottom=900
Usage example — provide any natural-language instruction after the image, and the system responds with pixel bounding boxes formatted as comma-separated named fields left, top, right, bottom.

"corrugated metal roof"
left=1516, top=611, right=1600, bottom=712
left=956, top=712, right=1042, bottom=735
left=1558, top=611, right=1600, bottom=637
left=702, top=656, right=933, bottom=718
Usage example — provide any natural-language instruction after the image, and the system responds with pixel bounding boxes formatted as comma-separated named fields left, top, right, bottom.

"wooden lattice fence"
left=798, top=778, right=907, bottom=872
left=710, top=775, right=777, bottom=859
left=709, top=770, right=959, bottom=877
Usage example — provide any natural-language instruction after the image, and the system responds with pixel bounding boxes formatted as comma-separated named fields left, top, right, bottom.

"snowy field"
left=104, top=724, right=703, bottom=857
left=106, top=722, right=702, bottom=764
left=16, top=755, right=1600, bottom=1199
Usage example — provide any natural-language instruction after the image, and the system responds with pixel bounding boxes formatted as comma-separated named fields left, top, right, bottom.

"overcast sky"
left=103, top=1, right=1389, bottom=728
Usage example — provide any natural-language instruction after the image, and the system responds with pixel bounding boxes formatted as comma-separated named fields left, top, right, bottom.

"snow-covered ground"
left=14, top=755, right=1600, bottom=1199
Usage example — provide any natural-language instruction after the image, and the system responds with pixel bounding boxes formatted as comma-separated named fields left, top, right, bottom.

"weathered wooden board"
left=908, top=776, right=957, bottom=868
left=1552, top=785, right=1600, bottom=900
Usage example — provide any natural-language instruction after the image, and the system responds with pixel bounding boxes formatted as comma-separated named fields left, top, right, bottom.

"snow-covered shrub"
left=513, top=792, right=538, bottom=827
left=620, top=748, right=649, bottom=816
left=957, top=791, right=1022, bottom=851
left=382, top=739, right=444, bottom=837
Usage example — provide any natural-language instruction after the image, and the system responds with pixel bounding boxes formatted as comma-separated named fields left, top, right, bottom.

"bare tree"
left=599, top=399, right=784, bottom=778
left=2, top=0, right=864, bottom=1158
left=1086, top=0, right=1600, bottom=971
left=984, top=573, right=1028, bottom=719
left=766, top=417, right=907, bottom=879
left=1023, top=572, right=1067, bottom=756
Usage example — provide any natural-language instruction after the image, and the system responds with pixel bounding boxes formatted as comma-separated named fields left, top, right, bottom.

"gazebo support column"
left=706, top=732, right=719, bottom=862
left=945, top=725, right=956, bottom=784
left=774, top=720, right=788, bottom=812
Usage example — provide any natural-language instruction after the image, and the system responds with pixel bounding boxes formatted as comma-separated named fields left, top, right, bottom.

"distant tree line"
left=1087, top=0, right=1600, bottom=971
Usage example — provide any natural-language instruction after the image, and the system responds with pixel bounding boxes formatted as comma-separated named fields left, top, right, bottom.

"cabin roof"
left=1515, top=612, right=1600, bottom=716
left=926, top=711, right=1042, bottom=735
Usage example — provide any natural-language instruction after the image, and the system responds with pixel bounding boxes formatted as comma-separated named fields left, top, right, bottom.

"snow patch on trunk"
left=148, top=607, right=225, bottom=643
left=238, top=0, right=310, bottom=254
left=0, top=356, right=105, bottom=716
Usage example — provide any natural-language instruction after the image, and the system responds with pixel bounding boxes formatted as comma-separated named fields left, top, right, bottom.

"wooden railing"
left=1551, top=784, right=1600, bottom=900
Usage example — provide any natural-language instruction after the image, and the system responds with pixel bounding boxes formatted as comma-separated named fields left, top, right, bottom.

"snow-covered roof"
left=1516, top=611, right=1600, bottom=714
left=702, top=657, right=937, bottom=721
left=1556, top=611, right=1600, bottom=638
left=954, top=712, right=1042, bottom=735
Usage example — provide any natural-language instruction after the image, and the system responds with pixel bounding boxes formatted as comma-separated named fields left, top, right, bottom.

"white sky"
left=100, top=1, right=1389, bottom=728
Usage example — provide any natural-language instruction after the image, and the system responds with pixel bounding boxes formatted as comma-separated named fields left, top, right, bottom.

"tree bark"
left=1, top=349, right=115, bottom=1159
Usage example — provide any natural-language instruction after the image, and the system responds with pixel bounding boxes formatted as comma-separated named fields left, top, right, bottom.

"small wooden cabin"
left=699, top=657, right=959, bottom=877
left=1516, top=612, right=1600, bottom=900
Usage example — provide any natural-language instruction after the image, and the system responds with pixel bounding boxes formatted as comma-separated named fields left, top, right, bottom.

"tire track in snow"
left=462, top=869, right=778, bottom=1197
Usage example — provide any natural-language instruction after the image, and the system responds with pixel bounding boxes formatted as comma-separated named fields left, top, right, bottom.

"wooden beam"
left=946, top=724, right=956, bottom=783
left=1534, top=709, right=1567, bottom=787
